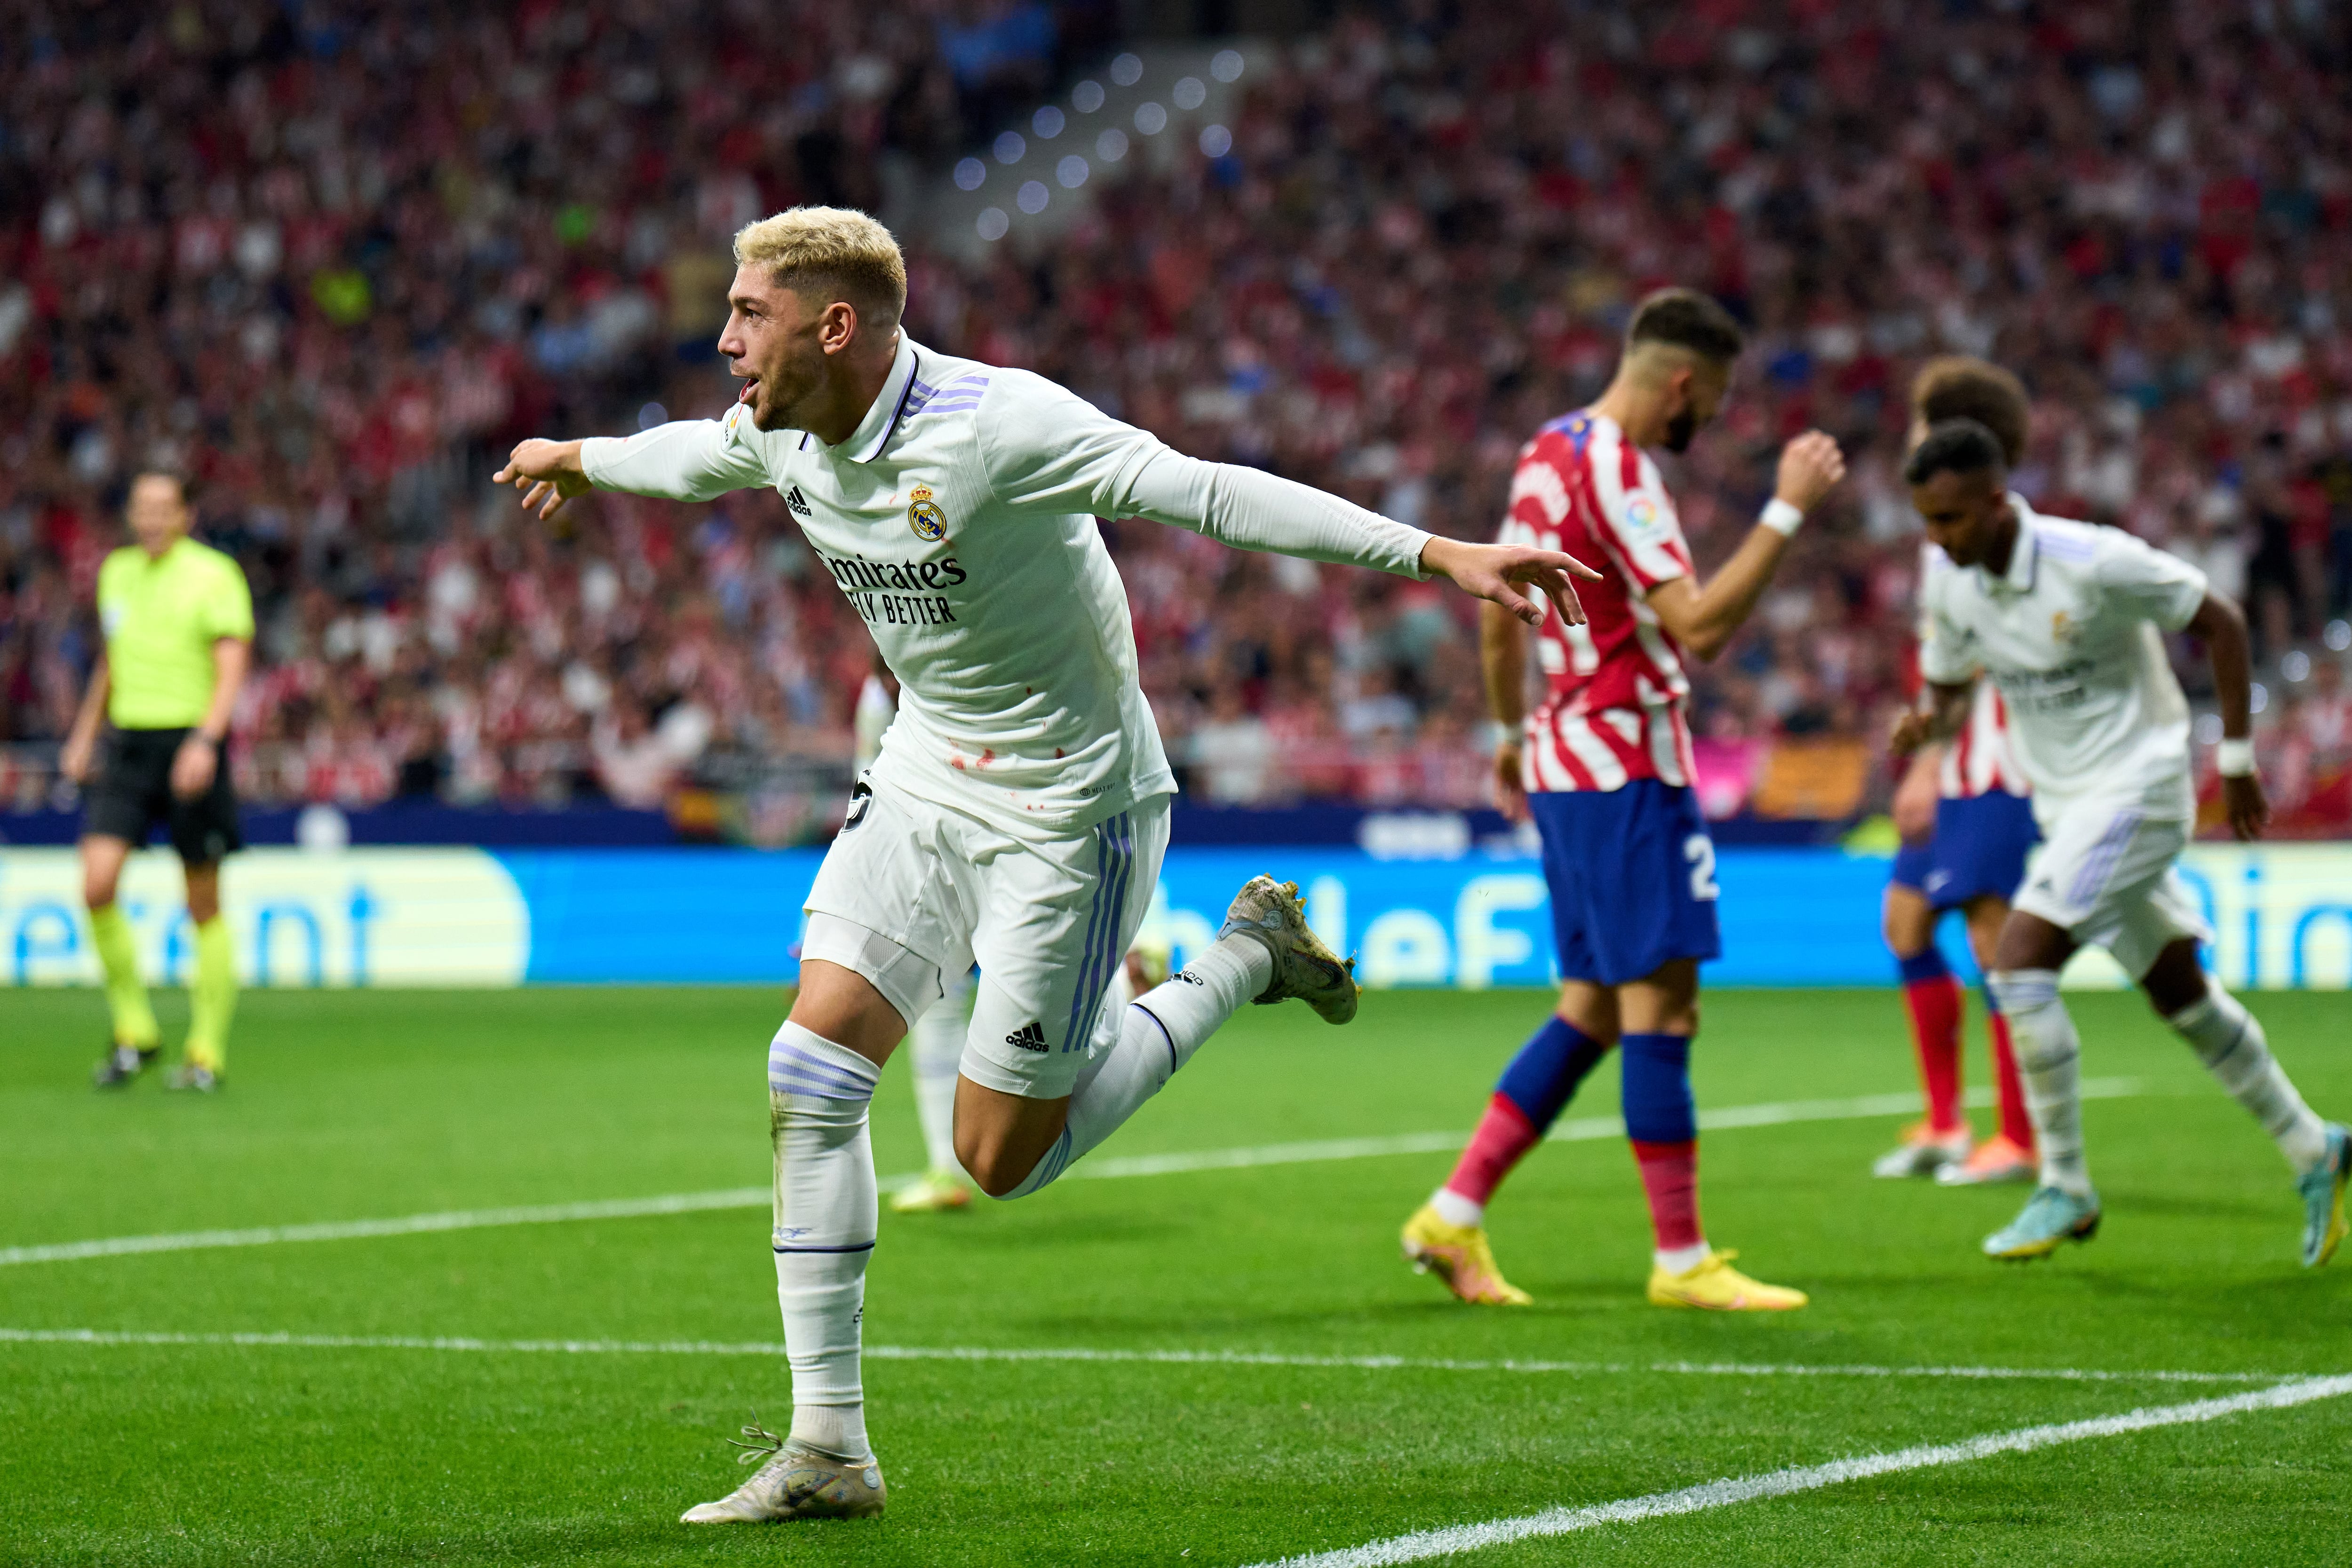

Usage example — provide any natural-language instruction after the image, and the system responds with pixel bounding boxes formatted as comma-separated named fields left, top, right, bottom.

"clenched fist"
left=1774, top=430, right=1846, bottom=515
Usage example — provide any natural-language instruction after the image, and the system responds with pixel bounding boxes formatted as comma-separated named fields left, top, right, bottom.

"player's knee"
left=2137, top=940, right=2210, bottom=1018
left=953, top=1126, right=1025, bottom=1198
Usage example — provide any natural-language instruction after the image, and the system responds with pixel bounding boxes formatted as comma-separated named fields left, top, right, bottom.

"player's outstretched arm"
left=493, top=439, right=593, bottom=520
left=2185, top=590, right=2269, bottom=841
left=975, top=375, right=1597, bottom=620
left=1421, top=536, right=1602, bottom=627
left=1645, top=430, right=1844, bottom=660
left=493, top=417, right=769, bottom=519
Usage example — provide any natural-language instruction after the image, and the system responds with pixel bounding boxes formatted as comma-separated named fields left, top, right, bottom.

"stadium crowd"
left=4, top=0, right=2351, bottom=826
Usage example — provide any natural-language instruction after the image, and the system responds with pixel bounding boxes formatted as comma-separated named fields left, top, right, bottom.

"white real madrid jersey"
left=1918, top=497, right=2207, bottom=824
left=581, top=333, right=1432, bottom=836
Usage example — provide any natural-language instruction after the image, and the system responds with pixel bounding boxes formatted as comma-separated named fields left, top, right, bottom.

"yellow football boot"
left=1646, top=1248, right=1808, bottom=1310
left=1401, top=1203, right=1532, bottom=1306
left=889, top=1169, right=973, bottom=1214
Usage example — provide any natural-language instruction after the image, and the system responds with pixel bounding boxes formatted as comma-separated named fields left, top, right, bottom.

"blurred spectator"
left=1189, top=681, right=1278, bottom=805
left=2, top=1, right=2349, bottom=823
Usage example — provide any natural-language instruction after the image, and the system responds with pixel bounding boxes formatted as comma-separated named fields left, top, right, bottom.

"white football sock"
left=909, top=971, right=969, bottom=1176
left=2166, top=980, right=2329, bottom=1172
left=1429, top=1187, right=1484, bottom=1228
left=1655, top=1241, right=1712, bottom=1275
left=1986, top=970, right=2092, bottom=1198
left=767, top=1020, right=880, bottom=1459
left=788, top=1401, right=870, bottom=1462
left=1001, top=938, right=1273, bottom=1199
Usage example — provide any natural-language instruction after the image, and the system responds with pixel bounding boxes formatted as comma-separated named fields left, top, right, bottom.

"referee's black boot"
left=93, top=1043, right=159, bottom=1088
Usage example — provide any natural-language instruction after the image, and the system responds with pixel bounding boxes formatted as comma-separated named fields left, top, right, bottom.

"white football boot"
left=680, top=1423, right=886, bottom=1523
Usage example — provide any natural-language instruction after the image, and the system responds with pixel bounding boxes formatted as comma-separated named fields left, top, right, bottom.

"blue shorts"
left=1886, top=792, right=2038, bottom=911
left=1529, top=780, right=1723, bottom=987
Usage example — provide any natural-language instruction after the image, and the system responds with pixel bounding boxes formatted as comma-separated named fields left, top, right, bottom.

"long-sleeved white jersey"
left=1919, top=496, right=2207, bottom=823
left=582, top=333, right=1433, bottom=835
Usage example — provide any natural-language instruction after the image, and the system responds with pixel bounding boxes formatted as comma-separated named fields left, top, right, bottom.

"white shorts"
left=2011, top=803, right=2211, bottom=980
left=802, top=775, right=1170, bottom=1100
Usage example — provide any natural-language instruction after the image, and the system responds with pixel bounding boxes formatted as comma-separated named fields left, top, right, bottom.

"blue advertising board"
left=4, top=845, right=2348, bottom=991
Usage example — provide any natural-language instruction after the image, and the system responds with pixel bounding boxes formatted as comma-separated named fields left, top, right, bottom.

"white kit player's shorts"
left=2011, top=801, right=2211, bottom=979
left=802, top=774, right=1171, bottom=1100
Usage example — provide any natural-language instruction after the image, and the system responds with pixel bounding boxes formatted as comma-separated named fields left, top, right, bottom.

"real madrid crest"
left=907, top=484, right=948, bottom=542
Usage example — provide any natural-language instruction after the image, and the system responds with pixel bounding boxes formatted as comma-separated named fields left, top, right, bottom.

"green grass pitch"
left=1, top=985, right=2346, bottom=1565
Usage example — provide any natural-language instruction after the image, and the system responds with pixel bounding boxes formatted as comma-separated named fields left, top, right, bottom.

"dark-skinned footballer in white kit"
left=493, top=205, right=1603, bottom=1524
left=1893, top=417, right=2348, bottom=1269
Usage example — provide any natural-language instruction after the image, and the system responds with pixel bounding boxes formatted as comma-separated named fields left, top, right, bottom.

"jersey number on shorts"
left=844, top=779, right=874, bottom=831
left=1684, top=833, right=1720, bottom=902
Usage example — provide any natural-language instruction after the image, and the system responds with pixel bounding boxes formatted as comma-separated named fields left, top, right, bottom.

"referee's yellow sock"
left=185, top=916, right=237, bottom=1073
left=88, top=904, right=159, bottom=1049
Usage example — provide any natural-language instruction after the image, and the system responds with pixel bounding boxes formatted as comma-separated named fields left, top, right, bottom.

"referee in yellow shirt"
left=59, top=472, right=254, bottom=1091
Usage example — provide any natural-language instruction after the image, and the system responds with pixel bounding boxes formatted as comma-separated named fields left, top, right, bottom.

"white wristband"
left=2216, top=738, right=2257, bottom=778
left=1759, top=498, right=1805, bottom=537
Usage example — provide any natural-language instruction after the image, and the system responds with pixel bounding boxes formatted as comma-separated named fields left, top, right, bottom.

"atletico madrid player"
left=1402, top=288, right=1843, bottom=1311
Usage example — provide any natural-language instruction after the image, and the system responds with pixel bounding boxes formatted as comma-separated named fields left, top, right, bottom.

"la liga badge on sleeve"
left=907, top=485, right=948, bottom=541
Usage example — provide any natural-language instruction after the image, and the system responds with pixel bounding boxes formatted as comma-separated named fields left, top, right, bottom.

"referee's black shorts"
left=83, top=727, right=244, bottom=865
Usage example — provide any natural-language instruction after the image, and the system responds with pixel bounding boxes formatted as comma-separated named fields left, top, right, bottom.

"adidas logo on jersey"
left=1003, top=1020, right=1048, bottom=1053
left=784, top=486, right=813, bottom=517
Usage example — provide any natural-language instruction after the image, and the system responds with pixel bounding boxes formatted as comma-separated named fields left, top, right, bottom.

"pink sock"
left=1630, top=1139, right=1703, bottom=1252
left=1444, top=1094, right=1542, bottom=1208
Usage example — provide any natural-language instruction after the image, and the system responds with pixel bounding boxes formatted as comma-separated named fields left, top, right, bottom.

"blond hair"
left=733, top=206, right=907, bottom=331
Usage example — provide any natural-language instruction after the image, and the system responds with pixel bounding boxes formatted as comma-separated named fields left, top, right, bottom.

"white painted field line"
left=1036, top=1077, right=2147, bottom=1181
left=0, top=1079, right=2145, bottom=1269
left=0, top=1188, right=771, bottom=1268
left=0, top=1327, right=2295, bottom=1388
left=1249, top=1375, right=2352, bottom=1568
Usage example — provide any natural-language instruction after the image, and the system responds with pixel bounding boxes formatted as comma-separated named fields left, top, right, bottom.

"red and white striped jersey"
left=1496, top=410, right=1696, bottom=793
left=1938, top=679, right=2032, bottom=800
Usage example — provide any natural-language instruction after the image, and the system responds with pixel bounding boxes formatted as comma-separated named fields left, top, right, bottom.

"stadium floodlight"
left=1072, top=80, right=1104, bottom=113
left=1211, top=49, right=1244, bottom=82
left=1057, top=156, right=1089, bottom=190
left=954, top=158, right=985, bottom=191
left=1033, top=106, right=1065, bottom=138
left=994, top=131, right=1025, bottom=164
left=1097, top=128, right=1129, bottom=162
left=1110, top=53, right=1142, bottom=86
left=1199, top=125, right=1232, bottom=158
left=1134, top=102, right=1167, bottom=135
left=1017, top=181, right=1049, bottom=214
left=975, top=207, right=1009, bottom=241
left=1173, top=77, right=1207, bottom=111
